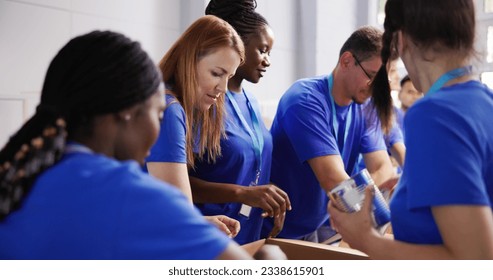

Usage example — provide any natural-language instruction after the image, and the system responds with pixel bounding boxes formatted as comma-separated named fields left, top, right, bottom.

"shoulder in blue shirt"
left=0, top=152, right=230, bottom=259
left=390, top=80, right=493, bottom=244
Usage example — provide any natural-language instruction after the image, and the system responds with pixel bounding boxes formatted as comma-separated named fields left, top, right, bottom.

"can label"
left=328, top=169, right=390, bottom=228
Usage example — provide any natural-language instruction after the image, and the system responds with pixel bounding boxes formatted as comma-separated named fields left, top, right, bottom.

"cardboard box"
left=242, top=238, right=368, bottom=260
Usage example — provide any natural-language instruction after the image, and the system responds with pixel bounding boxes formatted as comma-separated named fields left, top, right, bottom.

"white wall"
left=0, top=0, right=362, bottom=146
left=0, top=0, right=181, bottom=146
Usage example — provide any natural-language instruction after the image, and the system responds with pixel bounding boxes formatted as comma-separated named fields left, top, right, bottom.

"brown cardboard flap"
left=241, top=239, right=267, bottom=256
left=242, top=238, right=368, bottom=260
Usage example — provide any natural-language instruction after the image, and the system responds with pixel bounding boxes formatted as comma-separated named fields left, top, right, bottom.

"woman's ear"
left=116, top=107, right=136, bottom=123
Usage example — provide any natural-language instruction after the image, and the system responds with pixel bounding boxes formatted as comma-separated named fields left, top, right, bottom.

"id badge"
left=238, top=170, right=260, bottom=218
left=239, top=204, right=252, bottom=218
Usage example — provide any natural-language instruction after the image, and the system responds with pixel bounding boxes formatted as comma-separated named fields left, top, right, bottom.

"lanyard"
left=327, top=74, right=353, bottom=157
left=226, top=90, right=264, bottom=185
left=426, top=66, right=472, bottom=97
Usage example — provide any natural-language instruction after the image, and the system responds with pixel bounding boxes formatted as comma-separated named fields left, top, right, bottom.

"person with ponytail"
left=0, top=30, right=282, bottom=260
left=329, top=0, right=493, bottom=259
left=265, top=26, right=394, bottom=243
left=353, top=55, right=407, bottom=176
left=182, top=0, right=291, bottom=245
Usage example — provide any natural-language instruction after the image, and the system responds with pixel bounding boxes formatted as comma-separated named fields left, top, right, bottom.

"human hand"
left=205, top=215, right=241, bottom=238
left=253, top=244, right=287, bottom=260
left=379, top=175, right=400, bottom=192
left=267, top=210, right=286, bottom=238
left=327, top=186, right=379, bottom=251
left=240, top=184, right=292, bottom=218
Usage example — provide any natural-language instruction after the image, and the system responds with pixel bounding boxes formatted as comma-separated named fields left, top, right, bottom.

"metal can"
left=328, top=169, right=391, bottom=228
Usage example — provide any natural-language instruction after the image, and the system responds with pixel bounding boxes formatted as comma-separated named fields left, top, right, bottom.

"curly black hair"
left=205, top=0, right=269, bottom=42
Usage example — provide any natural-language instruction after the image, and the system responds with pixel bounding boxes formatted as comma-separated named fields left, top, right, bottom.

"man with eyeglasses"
left=261, top=26, right=394, bottom=243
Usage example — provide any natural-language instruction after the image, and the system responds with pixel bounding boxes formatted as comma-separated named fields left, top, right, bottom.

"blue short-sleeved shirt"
left=354, top=103, right=404, bottom=175
left=263, top=75, right=386, bottom=239
left=395, top=106, right=405, bottom=135
left=0, top=152, right=230, bottom=259
left=384, top=106, right=404, bottom=148
left=145, top=94, right=186, bottom=168
left=390, top=80, right=493, bottom=244
left=190, top=89, right=273, bottom=245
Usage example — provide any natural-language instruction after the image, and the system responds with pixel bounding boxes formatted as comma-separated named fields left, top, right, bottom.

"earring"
left=124, top=114, right=131, bottom=121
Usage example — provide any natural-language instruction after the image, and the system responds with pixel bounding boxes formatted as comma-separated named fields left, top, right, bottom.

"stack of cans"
left=328, top=169, right=391, bottom=229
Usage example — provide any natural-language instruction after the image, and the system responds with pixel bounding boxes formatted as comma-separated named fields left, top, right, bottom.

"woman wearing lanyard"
left=0, top=31, right=263, bottom=259
left=329, top=0, right=493, bottom=259
left=187, top=0, right=291, bottom=245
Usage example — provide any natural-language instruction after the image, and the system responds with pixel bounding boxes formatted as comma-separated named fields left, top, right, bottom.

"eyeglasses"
left=353, top=55, right=374, bottom=85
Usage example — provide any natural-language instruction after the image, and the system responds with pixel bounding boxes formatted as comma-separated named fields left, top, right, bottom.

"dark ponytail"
left=0, top=31, right=161, bottom=219
left=370, top=0, right=403, bottom=133
left=372, top=0, right=475, bottom=133
left=370, top=30, right=395, bottom=133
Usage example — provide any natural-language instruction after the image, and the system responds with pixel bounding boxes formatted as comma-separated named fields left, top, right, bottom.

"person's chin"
left=247, top=75, right=261, bottom=84
left=359, top=94, right=372, bottom=104
left=353, top=98, right=366, bottom=105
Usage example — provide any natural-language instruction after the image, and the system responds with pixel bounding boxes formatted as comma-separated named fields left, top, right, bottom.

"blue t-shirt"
left=145, top=94, right=186, bottom=167
left=384, top=106, right=404, bottom=148
left=263, top=75, right=386, bottom=239
left=390, top=80, right=493, bottom=244
left=0, top=152, right=230, bottom=259
left=354, top=103, right=404, bottom=175
left=190, top=89, right=273, bottom=245
left=395, top=106, right=405, bottom=136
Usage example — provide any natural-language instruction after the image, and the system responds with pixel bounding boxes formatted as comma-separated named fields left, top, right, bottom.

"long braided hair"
left=371, top=0, right=475, bottom=132
left=205, top=0, right=269, bottom=43
left=0, top=31, right=161, bottom=219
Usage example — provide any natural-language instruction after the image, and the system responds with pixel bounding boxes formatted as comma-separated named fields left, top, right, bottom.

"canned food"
left=328, top=169, right=390, bottom=229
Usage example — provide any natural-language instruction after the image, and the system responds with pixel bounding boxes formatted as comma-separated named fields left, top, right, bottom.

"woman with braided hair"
left=0, top=30, right=282, bottom=259
left=329, top=0, right=493, bottom=259
left=185, top=0, right=291, bottom=245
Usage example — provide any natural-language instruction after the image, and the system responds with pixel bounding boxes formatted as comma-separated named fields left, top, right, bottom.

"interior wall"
left=0, top=0, right=181, bottom=146
left=0, top=0, right=361, bottom=146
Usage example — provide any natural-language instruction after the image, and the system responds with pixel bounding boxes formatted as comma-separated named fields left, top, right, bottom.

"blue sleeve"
left=281, top=93, right=339, bottom=163
left=405, top=100, right=489, bottom=209
left=395, top=107, right=405, bottom=131
left=147, top=101, right=187, bottom=164
left=359, top=113, right=387, bottom=154
left=384, top=122, right=404, bottom=148
left=114, top=168, right=231, bottom=259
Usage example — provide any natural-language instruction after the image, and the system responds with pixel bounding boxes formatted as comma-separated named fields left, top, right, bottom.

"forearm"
left=363, top=234, right=454, bottom=260
left=367, top=156, right=394, bottom=187
left=189, top=176, right=243, bottom=204
left=370, top=167, right=394, bottom=187
left=362, top=150, right=394, bottom=187
left=147, top=162, right=193, bottom=203
left=307, top=155, right=349, bottom=193
left=390, top=142, right=406, bottom=167
left=320, top=174, right=350, bottom=192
